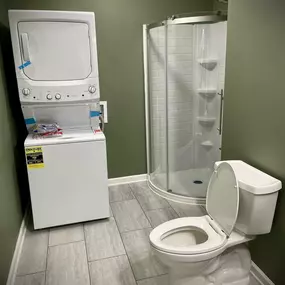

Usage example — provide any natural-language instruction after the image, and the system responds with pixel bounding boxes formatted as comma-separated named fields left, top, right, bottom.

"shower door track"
left=145, top=12, right=227, bottom=31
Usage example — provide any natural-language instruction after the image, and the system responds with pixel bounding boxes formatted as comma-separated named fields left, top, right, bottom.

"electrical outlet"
left=100, top=101, right=108, bottom=123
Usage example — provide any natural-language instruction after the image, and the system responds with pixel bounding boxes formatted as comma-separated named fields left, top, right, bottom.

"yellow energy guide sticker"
left=25, top=146, right=44, bottom=168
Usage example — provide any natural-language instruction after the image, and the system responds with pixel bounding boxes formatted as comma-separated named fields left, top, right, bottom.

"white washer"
left=25, top=129, right=109, bottom=229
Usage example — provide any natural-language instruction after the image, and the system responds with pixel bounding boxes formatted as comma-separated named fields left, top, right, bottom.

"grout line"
left=137, top=200, right=154, bottom=228
left=128, top=181, right=147, bottom=194
left=136, top=273, right=168, bottom=282
left=48, top=238, right=85, bottom=247
left=111, top=202, right=139, bottom=282
left=128, top=184, right=137, bottom=200
left=16, top=270, right=46, bottom=277
left=129, top=183, right=164, bottom=228
left=109, top=196, right=136, bottom=203
left=110, top=187, right=153, bottom=234
left=47, top=228, right=51, bottom=249
left=146, top=206, right=174, bottom=214
left=119, top=227, right=153, bottom=235
left=124, top=189, right=153, bottom=229
left=168, top=203, right=180, bottom=217
left=44, top=246, right=49, bottom=285
left=82, top=224, right=92, bottom=285
left=110, top=198, right=137, bottom=206
left=115, top=182, right=168, bottom=281
left=44, top=228, right=50, bottom=285
left=166, top=200, right=184, bottom=217
left=88, top=254, right=127, bottom=264
left=110, top=183, right=154, bottom=230
left=126, top=183, right=134, bottom=192
left=144, top=204, right=171, bottom=211
left=48, top=239, right=86, bottom=248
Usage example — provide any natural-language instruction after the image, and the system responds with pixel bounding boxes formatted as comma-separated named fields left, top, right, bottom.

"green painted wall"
left=222, top=1, right=285, bottom=284
left=6, top=0, right=213, bottom=178
left=213, top=0, right=228, bottom=11
left=0, top=4, right=23, bottom=284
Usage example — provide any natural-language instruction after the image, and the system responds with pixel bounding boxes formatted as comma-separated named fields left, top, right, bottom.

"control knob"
left=46, top=94, right=52, bottom=100
left=22, top=88, right=30, bottom=96
left=88, top=85, right=96, bottom=94
left=55, top=93, right=61, bottom=100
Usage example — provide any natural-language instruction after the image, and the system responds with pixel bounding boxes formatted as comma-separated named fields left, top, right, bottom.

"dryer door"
left=18, top=21, right=92, bottom=81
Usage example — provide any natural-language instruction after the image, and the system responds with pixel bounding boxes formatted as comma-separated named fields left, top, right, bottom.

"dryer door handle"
left=20, top=33, right=30, bottom=62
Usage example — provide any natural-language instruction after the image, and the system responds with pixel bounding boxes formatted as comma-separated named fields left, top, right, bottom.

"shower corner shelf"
left=197, top=58, right=218, bottom=71
left=197, top=116, right=216, bottom=127
left=201, top=140, right=213, bottom=151
left=198, top=89, right=217, bottom=100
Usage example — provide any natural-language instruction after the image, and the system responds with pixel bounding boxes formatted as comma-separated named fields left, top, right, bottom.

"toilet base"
left=165, top=245, right=251, bottom=285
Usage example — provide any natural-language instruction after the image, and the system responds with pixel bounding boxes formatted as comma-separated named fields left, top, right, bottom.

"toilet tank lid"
left=214, top=160, right=282, bottom=195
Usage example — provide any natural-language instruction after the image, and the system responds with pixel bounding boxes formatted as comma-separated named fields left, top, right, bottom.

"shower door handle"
left=217, top=89, right=224, bottom=135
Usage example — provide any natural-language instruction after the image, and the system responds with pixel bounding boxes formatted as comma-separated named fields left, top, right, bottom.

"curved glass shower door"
left=144, top=12, right=227, bottom=204
left=145, top=24, right=169, bottom=192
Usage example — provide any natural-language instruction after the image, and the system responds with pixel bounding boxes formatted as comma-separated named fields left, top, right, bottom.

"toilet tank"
left=214, top=160, right=282, bottom=235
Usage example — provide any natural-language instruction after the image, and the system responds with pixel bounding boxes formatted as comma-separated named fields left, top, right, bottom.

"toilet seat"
left=150, top=216, right=227, bottom=255
left=150, top=162, right=240, bottom=257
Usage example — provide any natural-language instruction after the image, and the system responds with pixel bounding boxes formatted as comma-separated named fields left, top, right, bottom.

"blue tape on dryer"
left=90, top=111, right=101, bottom=117
left=18, top=61, right=31, bottom=70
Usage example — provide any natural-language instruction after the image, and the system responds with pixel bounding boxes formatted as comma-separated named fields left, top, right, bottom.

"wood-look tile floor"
left=15, top=182, right=260, bottom=285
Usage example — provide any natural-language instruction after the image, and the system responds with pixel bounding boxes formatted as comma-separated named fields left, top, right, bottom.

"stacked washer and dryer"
left=9, top=10, right=110, bottom=229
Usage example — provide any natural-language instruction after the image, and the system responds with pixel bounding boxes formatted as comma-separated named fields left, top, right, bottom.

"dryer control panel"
left=17, top=78, right=99, bottom=103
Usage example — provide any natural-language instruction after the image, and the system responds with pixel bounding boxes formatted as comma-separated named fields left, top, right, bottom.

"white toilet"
left=149, top=160, right=282, bottom=285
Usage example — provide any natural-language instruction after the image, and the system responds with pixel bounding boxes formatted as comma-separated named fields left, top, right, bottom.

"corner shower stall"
left=144, top=12, right=227, bottom=204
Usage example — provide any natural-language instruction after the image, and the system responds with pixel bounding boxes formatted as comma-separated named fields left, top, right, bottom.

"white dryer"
left=9, top=10, right=100, bottom=105
left=25, top=129, right=109, bottom=229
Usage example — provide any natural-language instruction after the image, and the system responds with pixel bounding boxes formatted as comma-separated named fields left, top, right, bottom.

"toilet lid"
left=206, top=162, right=239, bottom=236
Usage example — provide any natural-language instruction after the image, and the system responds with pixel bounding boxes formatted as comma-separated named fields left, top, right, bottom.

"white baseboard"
left=6, top=208, right=29, bottom=285
left=251, top=261, right=275, bottom=285
left=108, top=174, right=147, bottom=186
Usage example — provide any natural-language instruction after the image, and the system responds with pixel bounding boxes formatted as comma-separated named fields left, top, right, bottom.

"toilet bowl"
left=150, top=216, right=250, bottom=264
left=150, top=223, right=252, bottom=285
left=149, top=160, right=282, bottom=285
left=150, top=216, right=253, bottom=285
